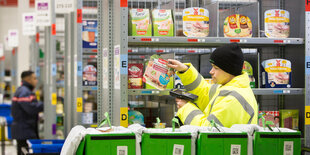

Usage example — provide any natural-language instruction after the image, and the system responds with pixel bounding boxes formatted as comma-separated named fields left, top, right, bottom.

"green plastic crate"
left=76, top=133, right=136, bottom=155
left=141, top=133, right=192, bottom=155
left=197, top=132, right=248, bottom=155
left=253, top=131, right=301, bottom=155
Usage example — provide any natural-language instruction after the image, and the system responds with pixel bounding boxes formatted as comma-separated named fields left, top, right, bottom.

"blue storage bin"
left=0, top=104, right=11, bottom=117
left=27, top=139, right=65, bottom=153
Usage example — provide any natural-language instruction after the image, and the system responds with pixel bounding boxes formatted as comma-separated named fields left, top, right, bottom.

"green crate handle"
left=172, top=118, right=180, bottom=132
left=98, top=112, right=112, bottom=128
left=210, top=120, right=221, bottom=132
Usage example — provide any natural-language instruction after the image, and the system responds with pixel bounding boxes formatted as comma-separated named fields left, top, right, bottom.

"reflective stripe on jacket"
left=176, top=64, right=258, bottom=128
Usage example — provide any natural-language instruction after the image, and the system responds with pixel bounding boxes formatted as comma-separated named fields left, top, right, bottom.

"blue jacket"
left=11, top=81, right=43, bottom=140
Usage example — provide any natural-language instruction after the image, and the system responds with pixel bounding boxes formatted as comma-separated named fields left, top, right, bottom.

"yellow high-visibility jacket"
left=176, top=64, right=258, bottom=127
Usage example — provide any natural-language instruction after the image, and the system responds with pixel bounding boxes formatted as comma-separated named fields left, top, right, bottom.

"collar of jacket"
left=224, top=71, right=250, bottom=88
left=22, top=81, right=34, bottom=91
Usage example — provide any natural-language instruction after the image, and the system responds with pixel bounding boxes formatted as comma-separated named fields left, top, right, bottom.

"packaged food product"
left=82, top=20, right=97, bottom=48
left=224, top=14, right=252, bottom=37
left=129, top=9, right=152, bottom=36
left=143, top=55, right=174, bottom=90
left=280, top=109, right=299, bottom=130
left=128, top=63, right=143, bottom=89
left=175, top=74, right=184, bottom=89
left=261, top=59, right=291, bottom=88
left=243, top=61, right=255, bottom=88
left=83, top=65, right=97, bottom=86
left=265, top=9, right=289, bottom=38
left=183, top=7, right=209, bottom=37
left=152, top=9, right=174, bottom=37
left=259, top=111, right=280, bottom=127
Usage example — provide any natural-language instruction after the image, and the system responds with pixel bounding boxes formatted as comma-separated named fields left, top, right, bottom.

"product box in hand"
left=243, top=61, right=255, bottom=88
left=143, top=55, right=174, bottom=90
left=83, top=65, right=97, bottom=86
left=152, top=9, right=174, bottom=37
left=129, top=9, right=152, bottom=36
left=265, top=9, right=289, bottom=38
left=224, top=14, right=252, bottom=37
left=261, top=59, right=291, bottom=88
left=280, top=109, right=299, bottom=130
left=183, top=7, right=209, bottom=37
left=82, top=20, right=97, bottom=48
left=258, top=111, right=280, bottom=127
left=128, top=64, right=143, bottom=89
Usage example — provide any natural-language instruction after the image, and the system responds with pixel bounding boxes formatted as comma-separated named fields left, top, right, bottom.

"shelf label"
left=77, top=61, right=82, bottom=76
left=114, top=45, right=121, bottom=89
left=35, top=0, right=52, bottom=26
left=36, top=90, right=41, bottom=101
left=51, top=23, right=56, bottom=35
left=306, top=56, right=310, bottom=75
left=120, top=107, right=128, bottom=127
left=51, top=93, right=57, bottom=105
left=187, top=39, right=198, bottom=42
left=274, top=40, right=284, bottom=43
left=76, top=97, right=83, bottom=112
left=77, top=9, right=82, bottom=23
left=230, top=39, right=240, bottom=43
left=51, top=63, right=57, bottom=76
left=120, top=0, right=128, bottom=7
left=55, top=0, right=74, bottom=13
left=91, top=49, right=97, bottom=53
left=156, top=50, right=164, bottom=53
left=36, top=67, right=40, bottom=77
left=12, top=85, right=16, bottom=93
left=306, top=106, right=310, bottom=125
left=273, top=90, right=283, bottom=94
left=36, top=32, right=40, bottom=42
left=0, top=44, right=3, bottom=57
left=8, top=29, right=19, bottom=47
left=141, top=38, right=152, bottom=42
left=22, top=13, right=36, bottom=36
left=187, top=50, right=195, bottom=53
left=120, top=54, right=128, bottom=75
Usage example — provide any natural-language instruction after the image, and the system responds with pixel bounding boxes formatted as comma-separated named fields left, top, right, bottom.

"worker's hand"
left=167, top=59, right=188, bottom=72
left=175, top=98, right=187, bottom=109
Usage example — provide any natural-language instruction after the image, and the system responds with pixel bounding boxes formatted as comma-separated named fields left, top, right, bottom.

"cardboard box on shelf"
left=280, top=109, right=299, bottom=130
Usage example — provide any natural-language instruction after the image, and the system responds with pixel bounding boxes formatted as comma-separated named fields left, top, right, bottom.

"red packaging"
left=128, top=64, right=143, bottom=89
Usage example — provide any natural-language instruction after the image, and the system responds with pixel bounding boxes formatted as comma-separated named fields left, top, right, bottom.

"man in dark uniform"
left=11, top=71, right=43, bottom=155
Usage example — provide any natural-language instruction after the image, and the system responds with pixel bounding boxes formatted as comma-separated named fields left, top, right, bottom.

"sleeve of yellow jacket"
left=177, top=96, right=242, bottom=127
left=176, top=64, right=211, bottom=111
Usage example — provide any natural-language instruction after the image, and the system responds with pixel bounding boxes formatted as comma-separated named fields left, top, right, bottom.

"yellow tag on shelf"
left=76, top=97, right=83, bottom=112
left=1, top=82, right=5, bottom=90
left=120, top=107, right=128, bottom=127
left=90, top=124, right=98, bottom=128
left=51, top=93, right=57, bottom=105
left=305, top=106, right=310, bottom=125
left=12, top=85, right=16, bottom=93
left=35, top=91, right=40, bottom=101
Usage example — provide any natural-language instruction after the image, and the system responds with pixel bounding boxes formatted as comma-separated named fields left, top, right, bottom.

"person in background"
left=167, top=43, right=258, bottom=127
left=11, top=71, right=43, bottom=155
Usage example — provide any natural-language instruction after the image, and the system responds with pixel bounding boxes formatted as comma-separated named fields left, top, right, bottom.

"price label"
left=55, top=0, right=74, bottom=13
left=35, top=0, right=52, bottom=26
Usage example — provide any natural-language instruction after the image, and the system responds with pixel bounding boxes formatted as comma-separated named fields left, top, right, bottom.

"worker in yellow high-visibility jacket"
left=167, top=43, right=258, bottom=127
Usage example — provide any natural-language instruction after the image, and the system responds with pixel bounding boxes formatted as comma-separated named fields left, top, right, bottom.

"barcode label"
left=173, top=144, right=184, bottom=155
left=283, top=141, right=293, bottom=155
left=117, top=146, right=128, bottom=155
left=231, top=145, right=241, bottom=155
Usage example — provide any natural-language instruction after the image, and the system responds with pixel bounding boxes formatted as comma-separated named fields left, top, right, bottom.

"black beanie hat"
left=209, top=43, right=244, bottom=76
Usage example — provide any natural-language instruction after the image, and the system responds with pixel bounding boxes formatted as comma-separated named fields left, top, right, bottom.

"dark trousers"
left=16, top=140, right=28, bottom=155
